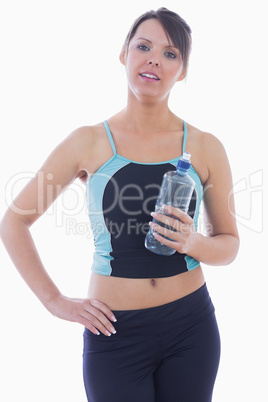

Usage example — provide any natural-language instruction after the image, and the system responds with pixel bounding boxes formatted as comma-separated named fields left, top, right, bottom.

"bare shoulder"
left=65, top=122, right=105, bottom=149
left=186, top=122, right=228, bottom=184
left=187, top=122, right=225, bottom=152
left=59, top=122, right=112, bottom=180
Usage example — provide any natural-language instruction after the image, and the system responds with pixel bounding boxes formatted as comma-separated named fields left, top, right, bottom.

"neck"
left=121, top=90, right=176, bottom=134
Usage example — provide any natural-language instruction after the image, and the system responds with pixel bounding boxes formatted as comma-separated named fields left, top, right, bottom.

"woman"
left=0, top=8, right=239, bottom=402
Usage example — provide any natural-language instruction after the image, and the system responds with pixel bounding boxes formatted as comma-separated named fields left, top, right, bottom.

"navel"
left=151, top=279, right=157, bottom=287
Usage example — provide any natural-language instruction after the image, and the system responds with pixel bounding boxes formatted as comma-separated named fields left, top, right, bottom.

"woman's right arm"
left=0, top=127, right=117, bottom=336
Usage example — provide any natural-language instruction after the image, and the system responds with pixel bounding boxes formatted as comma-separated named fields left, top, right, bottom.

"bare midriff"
left=87, top=266, right=205, bottom=311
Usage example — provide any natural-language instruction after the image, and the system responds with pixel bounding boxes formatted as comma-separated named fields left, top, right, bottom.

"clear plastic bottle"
left=145, top=152, right=195, bottom=256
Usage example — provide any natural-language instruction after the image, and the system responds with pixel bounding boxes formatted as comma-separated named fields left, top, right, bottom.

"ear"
left=119, top=45, right=127, bottom=66
left=177, top=71, right=186, bottom=82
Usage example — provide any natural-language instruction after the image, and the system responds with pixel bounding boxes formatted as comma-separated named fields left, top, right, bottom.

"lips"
left=139, top=71, right=160, bottom=81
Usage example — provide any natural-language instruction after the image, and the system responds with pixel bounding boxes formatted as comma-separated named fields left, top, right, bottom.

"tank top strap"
left=104, top=119, right=188, bottom=156
left=104, top=120, right=117, bottom=155
left=182, top=120, right=188, bottom=154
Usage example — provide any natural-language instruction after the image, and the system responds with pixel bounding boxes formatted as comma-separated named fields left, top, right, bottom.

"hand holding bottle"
left=149, top=204, right=198, bottom=255
left=145, top=152, right=196, bottom=255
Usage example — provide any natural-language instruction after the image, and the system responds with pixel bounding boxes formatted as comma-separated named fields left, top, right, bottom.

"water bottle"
left=145, top=152, right=195, bottom=256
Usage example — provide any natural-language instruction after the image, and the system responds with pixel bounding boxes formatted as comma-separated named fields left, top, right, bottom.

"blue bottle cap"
left=177, top=152, right=191, bottom=171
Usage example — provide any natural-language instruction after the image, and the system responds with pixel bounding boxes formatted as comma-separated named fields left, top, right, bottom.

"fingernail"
left=95, top=330, right=100, bottom=335
left=105, top=330, right=112, bottom=337
left=151, top=212, right=156, bottom=217
left=111, top=315, right=117, bottom=322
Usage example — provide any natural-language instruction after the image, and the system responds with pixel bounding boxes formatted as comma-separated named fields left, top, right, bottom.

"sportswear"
left=83, top=283, right=221, bottom=401
left=86, top=120, right=203, bottom=278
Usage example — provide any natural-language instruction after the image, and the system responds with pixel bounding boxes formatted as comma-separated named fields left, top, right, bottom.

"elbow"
left=0, top=208, right=26, bottom=243
left=204, top=234, right=240, bottom=267
left=0, top=211, right=12, bottom=243
left=225, top=236, right=240, bottom=266
left=0, top=213, right=8, bottom=242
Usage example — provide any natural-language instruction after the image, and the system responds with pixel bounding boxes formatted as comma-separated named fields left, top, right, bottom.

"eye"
left=165, top=51, right=176, bottom=59
left=138, top=44, right=150, bottom=51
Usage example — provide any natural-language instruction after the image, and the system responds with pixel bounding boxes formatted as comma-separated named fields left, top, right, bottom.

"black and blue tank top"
left=86, top=120, right=203, bottom=278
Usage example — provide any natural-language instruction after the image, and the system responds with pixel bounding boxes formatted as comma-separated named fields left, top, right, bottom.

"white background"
left=0, top=0, right=267, bottom=401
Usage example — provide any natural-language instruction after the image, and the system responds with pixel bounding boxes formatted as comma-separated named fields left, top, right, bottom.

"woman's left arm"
left=150, top=134, right=240, bottom=266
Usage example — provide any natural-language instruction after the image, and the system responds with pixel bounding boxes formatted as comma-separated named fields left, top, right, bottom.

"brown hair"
left=124, top=7, right=192, bottom=74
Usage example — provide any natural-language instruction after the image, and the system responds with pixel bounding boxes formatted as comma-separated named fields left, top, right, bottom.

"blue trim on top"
left=182, top=120, right=188, bottom=154
left=115, top=154, right=179, bottom=165
left=104, top=120, right=117, bottom=155
left=185, top=255, right=200, bottom=271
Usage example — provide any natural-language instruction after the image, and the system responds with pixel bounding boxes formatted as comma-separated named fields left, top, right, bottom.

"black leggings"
left=83, top=283, right=221, bottom=402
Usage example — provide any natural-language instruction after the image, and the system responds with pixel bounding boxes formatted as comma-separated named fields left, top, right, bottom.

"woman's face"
left=121, top=18, right=185, bottom=102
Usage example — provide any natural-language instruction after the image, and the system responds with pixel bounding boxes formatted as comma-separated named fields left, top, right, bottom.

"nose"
left=147, top=52, right=160, bottom=67
left=149, top=60, right=159, bottom=67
